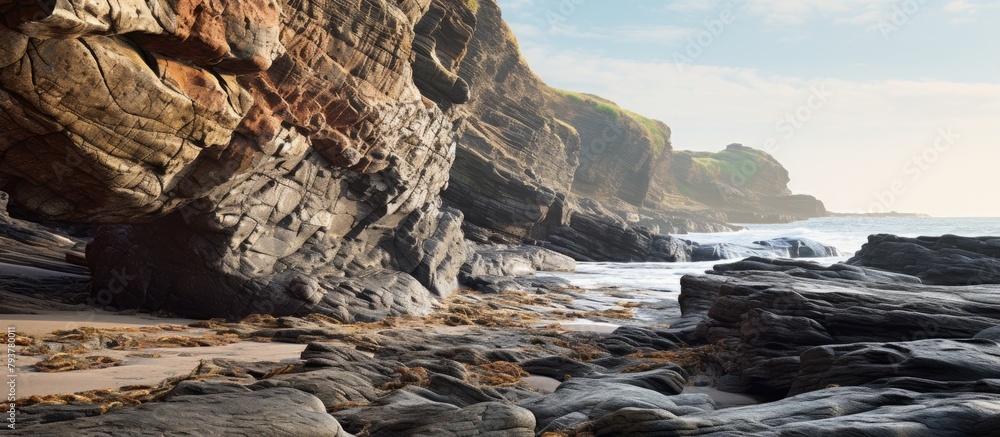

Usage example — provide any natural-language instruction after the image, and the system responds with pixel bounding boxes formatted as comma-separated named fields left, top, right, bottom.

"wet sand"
left=524, top=375, right=561, bottom=393
left=16, top=341, right=307, bottom=397
left=6, top=312, right=308, bottom=398
left=5, top=312, right=197, bottom=337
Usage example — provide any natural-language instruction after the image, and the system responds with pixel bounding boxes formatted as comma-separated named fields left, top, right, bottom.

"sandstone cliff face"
left=0, top=0, right=828, bottom=319
left=445, top=0, right=821, bottom=262
left=546, top=90, right=673, bottom=209
left=0, top=0, right=477, bottom=320
left=444, top=0, right=733, bottom=257
left=542, top=92, right=825, bottom=225
left=442, top=0, right=580, bottom=240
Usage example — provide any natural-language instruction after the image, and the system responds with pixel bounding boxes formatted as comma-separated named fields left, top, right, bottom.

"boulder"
left=334, top=378, right=535, bottom=436
left=753, top=237, right=840, bottom=258
left=590, top=387, right=1000, bottom=437
left=515, top=369, right=694, bottom=431
left=711, top=256, right=920, bottom=283
left=791, top=339, right=1000, bottom=395
left=0, top=0, right=479, bottom=320
left=691, top=238, right=840, bottom=262
left=18, top=388, right=350, bottom=436
left=678, top=260, right=1000, bottom=397
left=848, top=234, right=1000, bottom=285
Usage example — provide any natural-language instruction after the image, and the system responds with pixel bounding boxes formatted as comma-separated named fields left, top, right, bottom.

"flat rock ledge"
left=651, top=253, right=1000, bottom=436
left=17, top=388, right=351, bottom=437
left=848, top=234, right=1000, bottom=285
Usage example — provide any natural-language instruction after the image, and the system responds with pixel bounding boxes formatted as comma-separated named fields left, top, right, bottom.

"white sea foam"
left=686, top=216, right=1000, bottom=256
left=539, top=217, right=1000, bottom=295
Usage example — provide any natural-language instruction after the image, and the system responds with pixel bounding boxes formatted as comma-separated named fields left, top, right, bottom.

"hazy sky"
left=496, top=0, right=1000, bottom=217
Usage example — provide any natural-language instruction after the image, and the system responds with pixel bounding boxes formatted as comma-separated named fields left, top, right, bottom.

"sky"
left=495, top=0, right=1000, bottom=217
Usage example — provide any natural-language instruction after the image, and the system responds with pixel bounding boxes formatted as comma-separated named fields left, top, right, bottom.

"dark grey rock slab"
left=16, top=388, right=350, bottom=436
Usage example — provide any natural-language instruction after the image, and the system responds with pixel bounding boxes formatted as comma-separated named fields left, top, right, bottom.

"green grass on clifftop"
left=550, top=89, right=671, bottom=156
left=622, top=109, right=669, bottom=156
left=466, top=0, right=479, bottom=13
left=676, top=148, right=764, bottom=186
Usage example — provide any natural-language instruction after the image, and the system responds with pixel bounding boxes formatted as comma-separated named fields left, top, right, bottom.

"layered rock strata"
left=14, top=243, right=1000, bottom=435
left=0, top=0, right=834, bottom=321
left=444, top=2, right=826, bottom=262
left=676, top=255, right=1000, bottom=400
left=0, top=0, right=480, bottom=319
left=848, top=234, right=1000, bottom=285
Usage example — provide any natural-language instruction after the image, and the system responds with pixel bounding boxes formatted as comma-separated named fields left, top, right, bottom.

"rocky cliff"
left=443, top=0, right=824, bottom=261
left=4, top=3, right=997, bottom=435
left=546, top=90, right=673, bottom=209
left=543, top=93, right=827, bottom=225
left=0, top=0, right=478, bottom=320
left=0, top=0, right=827, bottom=319
left=670, top=144, right=827, bottom=223
left=441, top=0, right=580, bottom=242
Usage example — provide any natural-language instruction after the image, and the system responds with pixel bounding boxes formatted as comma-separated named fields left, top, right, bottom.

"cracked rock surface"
left=1, top=0, right=480, bottom=320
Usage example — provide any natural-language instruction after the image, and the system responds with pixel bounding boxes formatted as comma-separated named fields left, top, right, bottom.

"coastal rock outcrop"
left=442, top=0, right=824, bottom=262
left=790, top=338, right=1000, bottom=395
left=442, top=0, right=580, bottom=242
left=671, top=145, right=828, bottom=223
left=539, top=211, right=694, bottom=262
left=0, top=191, right=88, bottom=277
left=0, top=0, right=832, bottom=321
left=590, top=387, right=1000, bottom=437
left=0, top=0, right=480, bottom=319
left=690, top=237, right=840, bottom=262
left=848, top=234, right=1000, bottom=285
left=753, top=237, right=840, bottom=258
left=676, top=254, right=1000, bottom=398
left=12, top=233, right=1000, bottom=435
left=4, top=0, right=996, bottom=434
left=516, top=369, right=692, bottom=431
left=19, top=388, right=352, bottom=436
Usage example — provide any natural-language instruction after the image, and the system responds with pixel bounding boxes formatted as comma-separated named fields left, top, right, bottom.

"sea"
left=539, top=217, right=1000, bottom=294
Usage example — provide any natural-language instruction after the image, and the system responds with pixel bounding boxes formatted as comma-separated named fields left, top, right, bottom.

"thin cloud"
left=496, top=0, right=533, bottom=12
left=833, top=9, right=885, bottom=26
left=663, top=0, right=725, bottom=13
left=744, top=0, right=896, bottom=26
left=942, top=0, right=1000, bottom=22
left=508, top=22, right=543, bottom=38
left=549, top=24, right=697, bottom=45
left=944, top=0, right=978, bottom=13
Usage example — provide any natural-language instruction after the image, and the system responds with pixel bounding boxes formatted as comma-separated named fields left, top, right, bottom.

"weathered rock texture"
left=0, top=190, right=91, bottom=313
left=848, top=234, right=1000, bottom=285
left=0, top=0, right=828, bottom=320
left=670, top=144, right=827, bottom=223
left=443, top=1, right=826, bottom=262
left=19, top=388, right=352, bottom=436
left=442, top=0, right=580, bottom=242
left=0, top=191, right=88, bottom=276
left=0, top=0, right=482, bottom=319
left=589, top=387, right=1000, bottom=437
left=690, top=237, right=840, bottom=262
left=676, top=255, right=1000, bottom=399
left=13, top=233, right=1000, bottom=435
left=558, top=248, right=999, bottom=435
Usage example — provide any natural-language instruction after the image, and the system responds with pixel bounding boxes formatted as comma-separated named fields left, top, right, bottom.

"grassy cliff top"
left=548, top=88, right=671, bottom=156
left=673, top=145, right=786, bottom=188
